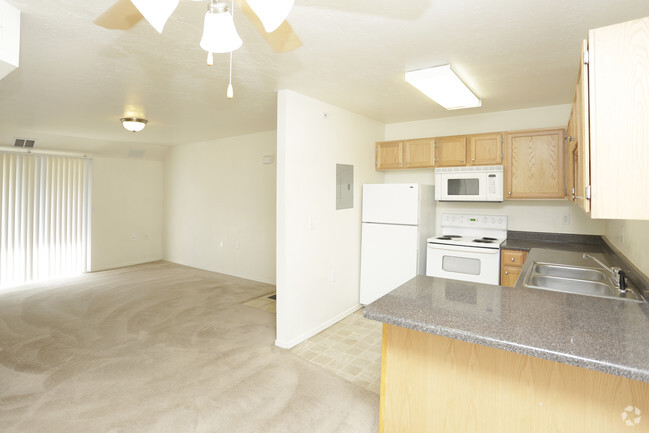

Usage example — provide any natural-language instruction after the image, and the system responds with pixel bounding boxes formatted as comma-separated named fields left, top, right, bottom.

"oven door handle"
left=427, top=243, right=500, bottom=254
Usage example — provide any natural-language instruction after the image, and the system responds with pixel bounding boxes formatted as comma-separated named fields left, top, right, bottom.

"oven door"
left=436, top=172, right=487, bottom=201
left=426, top=243, right=500, bottom=285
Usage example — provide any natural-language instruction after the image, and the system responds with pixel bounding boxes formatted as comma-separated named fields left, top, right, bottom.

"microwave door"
left=444, top=173, right=487, bottom=201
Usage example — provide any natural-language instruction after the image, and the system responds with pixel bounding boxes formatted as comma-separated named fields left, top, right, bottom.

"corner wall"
left=164, top=131, right=276, bottom=284
left=384, top=104, right=607, bottom=235
left=91, top=157, right=164, bottom=271
left=606, top=220, right=649, bottom=278
left=276, top=89, right=384, bottom=348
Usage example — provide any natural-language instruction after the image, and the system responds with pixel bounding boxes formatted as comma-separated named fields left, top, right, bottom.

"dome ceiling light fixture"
left=120, top=117, right=148, bottom=133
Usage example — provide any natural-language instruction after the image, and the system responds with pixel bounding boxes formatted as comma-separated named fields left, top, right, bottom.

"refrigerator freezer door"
left=360, top=223, right=418, bottom=304
left=362, top=184, right=419, bottom=225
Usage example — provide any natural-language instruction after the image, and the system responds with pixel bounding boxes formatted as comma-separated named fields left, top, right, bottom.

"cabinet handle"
left=508, top=192, right=512, bottom=195
left=398, top=162, right=401, bottom=166
left=472, top=158, right=475, bottom=162
left=460, top=159, right=464, bottom=163
left=511, top=258, right=515, bottom=262
left=505, top=271, right=509, bottom=275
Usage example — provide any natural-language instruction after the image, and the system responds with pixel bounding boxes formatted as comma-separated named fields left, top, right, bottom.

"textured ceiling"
left=1, top=0, right=649, bottom=158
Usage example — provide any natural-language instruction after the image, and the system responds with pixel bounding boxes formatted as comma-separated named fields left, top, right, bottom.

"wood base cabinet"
left=380, top=324, right=649, bottom=433
left=500, top=249, right=528, bottom=287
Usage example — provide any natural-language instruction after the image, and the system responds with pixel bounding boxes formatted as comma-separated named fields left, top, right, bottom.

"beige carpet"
left=0, top=261, right=379, bottom=433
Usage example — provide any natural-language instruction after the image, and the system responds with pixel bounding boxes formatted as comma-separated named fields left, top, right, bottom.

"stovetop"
left=427, top=213, right=508, bottom=249
left=428, top=234, right=506, bottom=249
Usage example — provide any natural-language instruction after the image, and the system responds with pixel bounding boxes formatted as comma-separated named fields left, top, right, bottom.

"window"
left=0, top=152, right=91, bottom=289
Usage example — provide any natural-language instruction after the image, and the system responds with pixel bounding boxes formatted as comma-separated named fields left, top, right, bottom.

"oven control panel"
left=441, top=213, right=507, bottom=230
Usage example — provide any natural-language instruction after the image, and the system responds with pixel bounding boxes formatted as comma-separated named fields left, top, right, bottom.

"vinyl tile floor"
left=244, top=293, right=383, bottom=394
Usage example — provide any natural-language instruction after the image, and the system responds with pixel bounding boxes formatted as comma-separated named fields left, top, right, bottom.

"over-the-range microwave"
left=435, top=165, right=504, bottom=202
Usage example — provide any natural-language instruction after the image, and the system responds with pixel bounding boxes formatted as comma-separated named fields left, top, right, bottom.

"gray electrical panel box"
left=336, top=164, right=353, bottom=210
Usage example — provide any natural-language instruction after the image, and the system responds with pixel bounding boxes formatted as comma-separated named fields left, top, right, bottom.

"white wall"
left=384, top=104, right=607, bottom=235
left=385, top=104, right=572, bottom=139
left=91, top=157, right=164, bottom=271
left=164, top=131, right=276, bottom=284
left=606, top=220, right=649, bottom=278
left=276, top=89, right=384, bottom=348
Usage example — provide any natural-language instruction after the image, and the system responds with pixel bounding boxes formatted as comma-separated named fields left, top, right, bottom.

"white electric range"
left=426, top=213, right=507, bottom=285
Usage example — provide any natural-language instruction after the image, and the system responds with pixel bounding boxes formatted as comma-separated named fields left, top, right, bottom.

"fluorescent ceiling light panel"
left=405, top=65, right=481, bottom=110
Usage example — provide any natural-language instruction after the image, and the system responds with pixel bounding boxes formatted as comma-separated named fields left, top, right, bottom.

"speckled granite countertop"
left=501, top=230, right=603, bottom=252
left=365, top=232, right=649, bottom=382
left=364, top=239, right=649, bottom=383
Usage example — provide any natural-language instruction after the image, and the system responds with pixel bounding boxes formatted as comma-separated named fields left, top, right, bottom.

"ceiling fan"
left=94, top=0, right=302, bottom=53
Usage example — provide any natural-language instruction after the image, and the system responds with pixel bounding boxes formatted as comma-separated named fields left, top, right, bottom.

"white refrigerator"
left=359, top=184, right=435, bottom=305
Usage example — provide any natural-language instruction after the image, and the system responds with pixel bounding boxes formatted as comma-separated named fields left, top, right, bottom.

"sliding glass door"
left=0, top=152, right=91, bottom=289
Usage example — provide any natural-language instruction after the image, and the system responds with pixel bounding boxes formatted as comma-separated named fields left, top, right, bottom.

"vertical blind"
left=0, top=152, right=91, bottom=288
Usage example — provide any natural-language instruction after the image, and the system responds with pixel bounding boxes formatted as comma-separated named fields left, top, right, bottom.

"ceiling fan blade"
left=131, top=0, right=180, bottom=34
left=94, top=0, right=144, bottom=30
left=235, top=0, right=302, bottom=53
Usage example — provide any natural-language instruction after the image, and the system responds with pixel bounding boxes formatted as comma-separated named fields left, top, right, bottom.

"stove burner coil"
left=473, top=239, right=494, bottom=243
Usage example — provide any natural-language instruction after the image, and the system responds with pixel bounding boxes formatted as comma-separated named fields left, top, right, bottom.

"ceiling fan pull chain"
left=227, top=51, right=234, bottom=99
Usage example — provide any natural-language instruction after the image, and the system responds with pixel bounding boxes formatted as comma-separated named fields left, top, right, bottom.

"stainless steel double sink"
left=523, top=262, right=644, bottom=302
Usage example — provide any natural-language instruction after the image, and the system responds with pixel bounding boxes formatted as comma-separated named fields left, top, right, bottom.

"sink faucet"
left=583, top=253, right=627, bottom=293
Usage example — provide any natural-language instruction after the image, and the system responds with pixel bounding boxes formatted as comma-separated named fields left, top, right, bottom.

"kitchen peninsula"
left=365, top=241, right=649, bottom=433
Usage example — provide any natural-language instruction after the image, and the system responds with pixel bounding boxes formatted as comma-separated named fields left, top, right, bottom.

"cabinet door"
left=589, top=17, right=649, bottom=219
left=500, top=249, right=528, bottom=287
left=505, top=129, right=566, bottom=199
left=566, top=97, right=578, bottom=201
left=501, top=266, right=523, bottom=287
left=468, top=133, right=503, bottom=165
left=435, top=136, right=467, bottom=167
left=404, top=138, right=435, bottom=168
left=574, top=39, right=591, bottom=213
left=376, top=141, right=403, bottom=170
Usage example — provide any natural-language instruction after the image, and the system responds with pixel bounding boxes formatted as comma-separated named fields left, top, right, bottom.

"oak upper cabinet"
left=468, top=132, right=504, bottom=165
left=566, top=39, right=591, bottom=213
left=587, top=16, right=649, bottom=219
left=574, top=39, right=591, bottom=213
left=435, top=135, right=467, bottom=166
left=375, top=141, right=403, bottom=169
left=404, top=138, right=435, bottom=168
left=566, top=95, right=578, bottom=202
left=505, top=129, right=566, bottom=199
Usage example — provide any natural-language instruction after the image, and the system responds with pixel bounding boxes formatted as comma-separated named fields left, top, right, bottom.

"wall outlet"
left=561, top=214, right=570, bottom=225
left=131, top=234, right=136, bottom=240
left=220, top=240, right=224, bottom=248
left=330, top=270, right=336, bottom=282
left=235, top=241, right=240, bottom=249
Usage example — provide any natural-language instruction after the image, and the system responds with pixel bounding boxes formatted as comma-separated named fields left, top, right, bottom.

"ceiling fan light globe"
left=200, top=9, right=243, bottom=54
left=247, top=0, right=295, bottom=33
left=130, top=0, right=179, bottom=33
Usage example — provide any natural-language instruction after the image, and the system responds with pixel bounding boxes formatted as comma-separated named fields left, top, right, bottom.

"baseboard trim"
left=90, top=257, right=163, bottom=272
left=274, top=303, right=362, bottom=349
